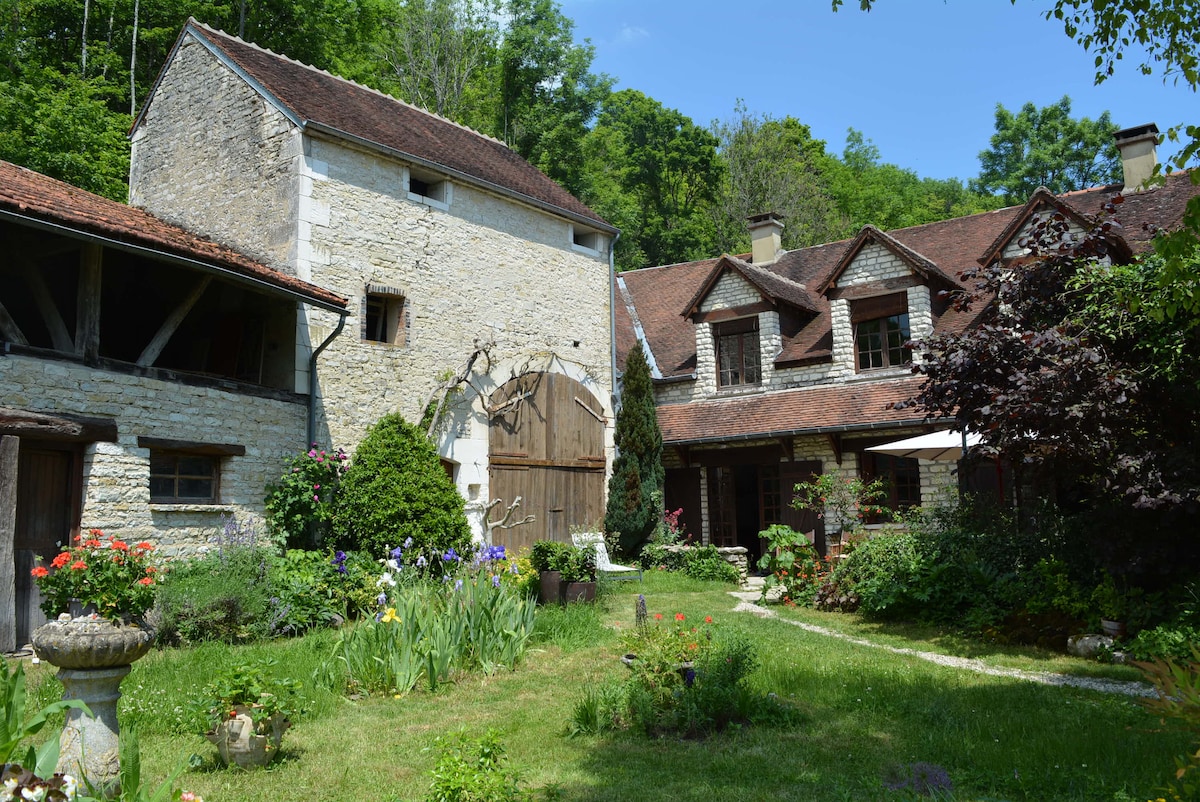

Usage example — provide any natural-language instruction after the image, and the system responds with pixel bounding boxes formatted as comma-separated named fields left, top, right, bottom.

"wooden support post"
left=0, top=435, right=17, bottom=653
left=0, top=298, right=29, bottom=346
left=22, top=261, right=75, bottom=352
left=137, top=275, right=211, bottom=367
left=75, top=244, right=102, bottom=363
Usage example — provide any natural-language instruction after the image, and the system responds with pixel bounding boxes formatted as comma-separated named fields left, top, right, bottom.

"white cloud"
left=616, top=24, right=649, bottom=45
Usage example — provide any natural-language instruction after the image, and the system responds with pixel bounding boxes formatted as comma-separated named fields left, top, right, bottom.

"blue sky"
left=561, top=0, right=1188, bottom=182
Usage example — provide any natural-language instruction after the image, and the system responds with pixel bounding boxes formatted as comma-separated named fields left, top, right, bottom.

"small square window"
left=408, top=168, right=448, bottom=205
left=572, top=227, right=603, bottom=252
left=149, top=451, right=218, bottom=503
left=364, top=291, right=406, bottom=345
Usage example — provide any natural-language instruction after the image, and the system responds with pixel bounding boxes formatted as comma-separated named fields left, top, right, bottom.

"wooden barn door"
left=14, top=442, right=82, bottom=645
left=488, top=373, right=606, bottom=551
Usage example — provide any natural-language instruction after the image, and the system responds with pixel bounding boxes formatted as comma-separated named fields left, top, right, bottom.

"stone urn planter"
left=31, top=614, right=155, bottom=798
left=205, top=706, right=291, bottom=769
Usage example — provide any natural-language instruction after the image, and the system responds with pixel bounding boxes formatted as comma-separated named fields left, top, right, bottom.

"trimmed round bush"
left=333, top=413, right=471, bottom=563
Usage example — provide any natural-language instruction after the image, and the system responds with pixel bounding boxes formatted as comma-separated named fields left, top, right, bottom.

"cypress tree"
left=604, top=342, right=664, bottom=554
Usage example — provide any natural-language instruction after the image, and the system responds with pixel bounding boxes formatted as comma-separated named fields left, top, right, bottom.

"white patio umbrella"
left=865, top=429, right=981, bottom=461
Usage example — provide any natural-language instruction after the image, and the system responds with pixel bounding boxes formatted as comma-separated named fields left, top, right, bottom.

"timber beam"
left=0, top=406, right=118, bottom=442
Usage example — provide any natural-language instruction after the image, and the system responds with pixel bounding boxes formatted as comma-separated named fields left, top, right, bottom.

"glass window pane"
left=177, top=478, right=214, bottom=499
left=149, top=477, right=175, bottom=497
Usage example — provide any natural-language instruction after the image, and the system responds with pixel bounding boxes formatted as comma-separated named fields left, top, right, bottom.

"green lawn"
left=22, top=575, right=1186, bottom=801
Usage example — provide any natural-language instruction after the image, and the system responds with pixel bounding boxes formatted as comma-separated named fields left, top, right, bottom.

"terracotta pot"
left=206, top=706, right=290, bottom=768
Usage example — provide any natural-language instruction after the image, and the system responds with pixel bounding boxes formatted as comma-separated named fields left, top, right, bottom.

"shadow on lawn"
left=544, top=667, right=1180, bottom=802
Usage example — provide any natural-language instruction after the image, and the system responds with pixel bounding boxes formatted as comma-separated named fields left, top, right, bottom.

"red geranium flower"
left=70, top=561, right=87, bottom=571
left=138, top=577, right=154, bottom=586
left=30, top=566, right=48, bottom=578
left=51, top=552, right=71, bottom=569
left=110, top=540, right=129, bottom=552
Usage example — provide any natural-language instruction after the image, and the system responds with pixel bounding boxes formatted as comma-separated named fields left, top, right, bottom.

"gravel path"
left=728, top=591, right=1156, bottom=698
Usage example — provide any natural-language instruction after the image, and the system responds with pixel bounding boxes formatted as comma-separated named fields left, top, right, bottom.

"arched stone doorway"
left=488, top=372, right=606, bottom=551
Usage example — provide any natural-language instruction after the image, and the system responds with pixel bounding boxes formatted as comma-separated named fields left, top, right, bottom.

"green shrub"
left=831, top=529, right=930, bottom=619
left=757, top=525, right=826, bottom=604
left=682, top=546, right=739, bottom=584
left=333, top=413, right=471, bottom=563
left=425, top=730, right=532, bottom=802
left=264, top=444, right=349, bottom=548
left=1127, top=622, right=1200, bottom=661
left=529, top=540, right=575, bottom=574
left=268, top=549, right=377, bottom=634
left=571, top=611, right=781, bottom=738
left=155, top=544, right=274, bottom=646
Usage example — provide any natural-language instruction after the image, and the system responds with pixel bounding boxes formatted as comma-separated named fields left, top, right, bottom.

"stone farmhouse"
left=615, top=124, right=1197, bottom=563
left=1, top=20, right=617, bottom=647
left=0, top=158, right=349, bottom=647
left=128, top=20, right=619, bottom=549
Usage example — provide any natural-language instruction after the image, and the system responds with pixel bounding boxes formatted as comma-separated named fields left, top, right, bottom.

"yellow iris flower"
left=381, top=607, right=400, bottom=624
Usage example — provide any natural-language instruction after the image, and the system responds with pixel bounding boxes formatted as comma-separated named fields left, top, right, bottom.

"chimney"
left=1114, top=123, right=1159, bottom=193
left=748, top=212, right=784, bottom=265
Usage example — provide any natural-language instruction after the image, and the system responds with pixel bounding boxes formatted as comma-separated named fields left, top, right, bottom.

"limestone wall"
left=129, top=34, right=302, bottom=273
left=298, top=136, right=614, bottom=519
left=1, top=354, right=303, bottom=555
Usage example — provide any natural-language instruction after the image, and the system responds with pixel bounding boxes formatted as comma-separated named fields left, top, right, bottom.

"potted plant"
left=28, top=529, right=161, bottom=794
left=530, top=540, right=574, bottom=604
left=1092, top=574, right=1128, bottom=638
left=561, top=546, right=597, bottom=604
left=201, top=660, right=298, bottom=769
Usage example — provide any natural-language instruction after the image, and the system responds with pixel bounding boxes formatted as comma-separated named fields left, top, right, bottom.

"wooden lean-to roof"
left=138, top=20, right=614, bottom=234
left=0, top=160, right=348, bottom=312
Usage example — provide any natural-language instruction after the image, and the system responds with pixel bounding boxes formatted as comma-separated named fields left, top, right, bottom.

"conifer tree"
left=604, top=342, right=664, bottom=554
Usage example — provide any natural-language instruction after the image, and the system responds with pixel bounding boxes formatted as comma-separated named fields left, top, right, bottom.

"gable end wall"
left=130, top=35, right=302, bottom=274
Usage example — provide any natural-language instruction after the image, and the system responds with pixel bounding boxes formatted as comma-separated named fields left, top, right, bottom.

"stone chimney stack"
left=1114, top=123, right=1160, bottom=193
left=748, top=212, right=784, bottom=265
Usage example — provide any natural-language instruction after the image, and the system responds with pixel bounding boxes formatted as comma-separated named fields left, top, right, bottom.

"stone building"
left=0, top=159, right=348, bottom=647
left=129, top=20, right=619, bottom=549
left=615, top=124, right=1195, bottom=562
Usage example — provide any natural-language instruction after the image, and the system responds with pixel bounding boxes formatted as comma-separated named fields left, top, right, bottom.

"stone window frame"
left=851, top=293, right=911, bottom=372
left=714, top=316, right=762, bottom=389
left=406, top=166, right=452, bottom=210
left=139, top=437, right=244, bottom=505
left=570, top=223, right=605, bottom=255
left=362, top=284, right=408, bottom=346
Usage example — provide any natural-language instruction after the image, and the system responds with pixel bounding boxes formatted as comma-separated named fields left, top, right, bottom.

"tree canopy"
left=971, top=96, right=1120, bottom=204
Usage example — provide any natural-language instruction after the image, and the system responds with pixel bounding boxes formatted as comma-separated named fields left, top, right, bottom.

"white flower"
left=61, top=775, right=78, bottom=800
left=386, top=558, right=400, bottom=571
left=376, top=572, right=397, bottom=588
left=21, top=785, right=47, bottom=802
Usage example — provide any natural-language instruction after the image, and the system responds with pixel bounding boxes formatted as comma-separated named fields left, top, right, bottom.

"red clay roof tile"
left=0, top=160, right=347, bottom=310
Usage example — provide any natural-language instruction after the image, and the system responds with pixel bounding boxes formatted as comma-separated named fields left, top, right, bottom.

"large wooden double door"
left=488, top=373, right=606, bottom=551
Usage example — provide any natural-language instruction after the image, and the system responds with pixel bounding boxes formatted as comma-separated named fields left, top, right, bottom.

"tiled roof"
left=656, top=376, right=928, bottom=445
left=166, top=21, right=612, bottom=231
left=620, top=171, right=1200, bottom=382
left=0, top=160, right=347, bottom=310
left=683, top=254, right=820, bottom=317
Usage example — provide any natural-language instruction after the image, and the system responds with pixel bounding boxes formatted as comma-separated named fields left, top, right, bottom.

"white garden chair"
left=571, top=531, right=642, bottom=582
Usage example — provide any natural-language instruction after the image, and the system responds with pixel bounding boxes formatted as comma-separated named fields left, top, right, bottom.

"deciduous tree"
left=971, top=96, right=1120, bottom=204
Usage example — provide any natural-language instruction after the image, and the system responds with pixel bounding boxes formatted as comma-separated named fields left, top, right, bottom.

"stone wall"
left=129, top=35, right=301, bottom=273
left=1, top=354, right=304, bottom=555
left=836, top=242, right=912, bottom=285
left=297, top=137, right=615, bottom=525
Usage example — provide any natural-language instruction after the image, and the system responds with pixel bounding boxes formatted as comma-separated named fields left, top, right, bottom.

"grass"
left=18, top=573, right=1187, bottom=801
left=766, top=601, right=1145, bottom=682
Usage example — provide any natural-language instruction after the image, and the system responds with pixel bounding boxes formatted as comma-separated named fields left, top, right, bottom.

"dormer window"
left=852, top=294, right=910, bottom=372
left=715, top=317, right=761, bottom=387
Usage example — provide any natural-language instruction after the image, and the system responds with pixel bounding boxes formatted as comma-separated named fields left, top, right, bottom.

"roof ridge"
left=189, top=20, right=508, bottom=148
